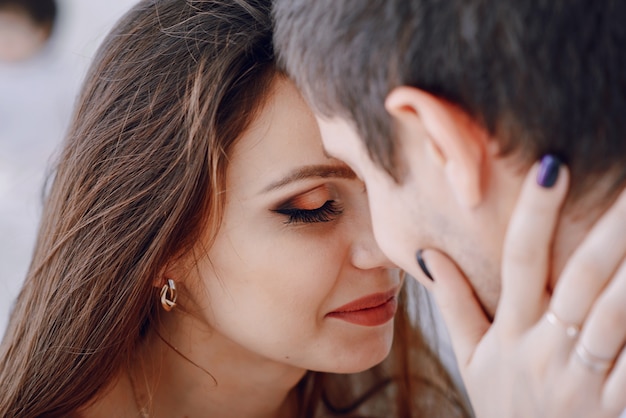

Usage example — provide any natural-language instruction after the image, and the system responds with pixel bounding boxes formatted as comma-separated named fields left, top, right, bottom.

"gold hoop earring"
left=160, top=279, right=177, bottom=312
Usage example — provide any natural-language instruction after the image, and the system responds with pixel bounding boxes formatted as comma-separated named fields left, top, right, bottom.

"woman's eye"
left=274, top=200, right=344, bottom=225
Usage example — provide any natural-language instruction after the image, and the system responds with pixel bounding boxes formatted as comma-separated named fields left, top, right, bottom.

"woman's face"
left=183, top=78, right=401, bottom=374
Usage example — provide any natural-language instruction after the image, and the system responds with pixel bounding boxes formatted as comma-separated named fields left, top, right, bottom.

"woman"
left=0, top=0, right=469, bottom=416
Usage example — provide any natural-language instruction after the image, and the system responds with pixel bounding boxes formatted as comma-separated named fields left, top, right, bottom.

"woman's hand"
left=421, top=161, right=626, bottom=418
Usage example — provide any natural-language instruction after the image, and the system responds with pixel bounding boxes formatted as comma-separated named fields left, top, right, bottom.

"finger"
left=603, top=348, right=626, bottom=413
left=568, top=258, right=626, bottom=409
left=425, top=249, right=490, bottom=366
left=578, top=258, right=626, bottom=364
left=550, top=187, right=626, bottom=328
left=560, top=263, right=626, bottom=410
left=563, top=226, right=626, bottom=415
left=497, top=157, right=569, bottom=334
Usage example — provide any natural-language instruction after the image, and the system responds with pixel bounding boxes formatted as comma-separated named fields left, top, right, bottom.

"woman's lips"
left=326, top=289, right=398, bottom=326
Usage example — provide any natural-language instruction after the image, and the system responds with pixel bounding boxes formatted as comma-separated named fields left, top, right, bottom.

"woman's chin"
left=310, top=333, right=395, bottom=374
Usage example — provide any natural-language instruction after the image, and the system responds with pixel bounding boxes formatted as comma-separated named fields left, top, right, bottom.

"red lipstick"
left=326, top=289, right=398, bottom=326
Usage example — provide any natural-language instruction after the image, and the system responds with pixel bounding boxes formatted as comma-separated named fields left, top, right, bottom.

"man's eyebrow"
left=262, top=164, right=357, bottom=193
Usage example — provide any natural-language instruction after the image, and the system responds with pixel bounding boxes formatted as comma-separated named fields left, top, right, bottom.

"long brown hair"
left=0, top=1, right=470, bottom=417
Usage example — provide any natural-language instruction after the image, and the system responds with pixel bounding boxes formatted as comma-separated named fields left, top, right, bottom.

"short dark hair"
left=274, top=0, right=626, bottom=200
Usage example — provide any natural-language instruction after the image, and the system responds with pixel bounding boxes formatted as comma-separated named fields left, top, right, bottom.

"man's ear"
left=385, top=86, right=491, bottom=208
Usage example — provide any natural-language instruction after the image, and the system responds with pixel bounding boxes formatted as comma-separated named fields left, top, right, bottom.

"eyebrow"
left=262, top=164, right=357, bottom=193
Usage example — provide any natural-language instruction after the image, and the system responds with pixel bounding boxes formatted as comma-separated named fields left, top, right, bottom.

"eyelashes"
left=274, top=200, right=344, bottom=225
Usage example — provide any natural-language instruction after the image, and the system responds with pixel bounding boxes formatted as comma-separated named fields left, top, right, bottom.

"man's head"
left=274, top=0, right=626, bottom=313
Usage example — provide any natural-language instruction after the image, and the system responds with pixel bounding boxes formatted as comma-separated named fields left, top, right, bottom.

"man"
left=274, top=1, right=626, bottom=416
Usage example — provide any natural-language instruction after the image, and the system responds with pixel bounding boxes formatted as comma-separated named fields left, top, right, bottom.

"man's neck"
left=473, top=158, right=619, bottom=318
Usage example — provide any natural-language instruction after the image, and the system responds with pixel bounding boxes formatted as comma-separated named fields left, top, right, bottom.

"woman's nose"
left=350, top=215, right=396, bottom=271
left=351, top=239, right=396, bottom=271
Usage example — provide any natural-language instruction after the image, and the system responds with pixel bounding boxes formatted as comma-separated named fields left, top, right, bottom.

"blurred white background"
left=0, top=0, right=138, bottom=333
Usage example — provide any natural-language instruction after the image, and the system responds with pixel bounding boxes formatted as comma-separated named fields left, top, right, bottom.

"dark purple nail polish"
left=416, top=249, right=434, bottom=281
left=537, top=155, right=561, bottom=188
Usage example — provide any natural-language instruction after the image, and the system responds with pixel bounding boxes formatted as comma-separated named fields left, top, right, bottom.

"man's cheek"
left=370, top=209, right=401, bottom=258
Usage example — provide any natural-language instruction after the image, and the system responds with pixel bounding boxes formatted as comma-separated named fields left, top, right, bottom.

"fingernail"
left=536, top=154, right=561, bottom=188
left=416, top=249, right=434, bottom=281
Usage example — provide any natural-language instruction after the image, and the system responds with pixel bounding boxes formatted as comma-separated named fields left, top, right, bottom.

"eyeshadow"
left=285, top=186, right=330, bottom=210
